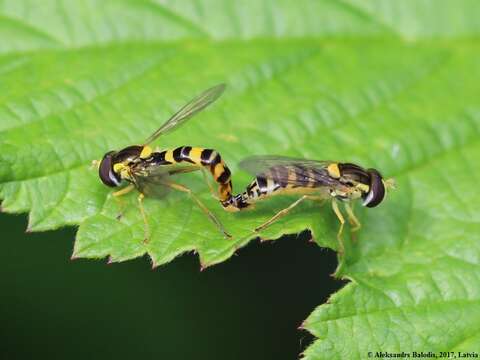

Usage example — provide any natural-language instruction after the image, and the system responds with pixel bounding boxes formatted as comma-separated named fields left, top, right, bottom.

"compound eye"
left=362, top=169, right=385, bottom=208
left=99, top=152, right=121, bottom=187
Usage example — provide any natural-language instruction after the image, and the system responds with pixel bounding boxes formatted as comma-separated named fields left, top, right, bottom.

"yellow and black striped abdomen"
left=155, top=146, right=233, bottom=202
left=222, top=165, right=324, bottom=211
left=222, top=172, right=284, bottom=211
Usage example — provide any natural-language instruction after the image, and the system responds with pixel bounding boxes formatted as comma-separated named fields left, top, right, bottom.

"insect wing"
left=239, top=155, right=330, bottom=174
left=133, top=171, right=170, bottom=199
left=239, top=155, right=339, bottom=188
left=144, top=83, right=226, bottom=145
left=133, top=164, right=201, bottom=198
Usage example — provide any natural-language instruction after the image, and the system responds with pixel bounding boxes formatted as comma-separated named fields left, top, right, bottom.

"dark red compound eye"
left=99, top=151, right=121, bottom=187
left=362, top=168, right=385, bottom=208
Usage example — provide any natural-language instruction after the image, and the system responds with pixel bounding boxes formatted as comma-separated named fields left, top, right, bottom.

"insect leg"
left=254, top=195, right=308, bottom=233
left=112, top=184, right=135, bottom=197
left=163, top=181, right=232, bottom=239
left=331, top=199, right=345, bottom=256
left=112, top=184, right=135, bottom=220
left=344, top=202, right=361, bottom=232
left=137, top=193, right=150, bottom=243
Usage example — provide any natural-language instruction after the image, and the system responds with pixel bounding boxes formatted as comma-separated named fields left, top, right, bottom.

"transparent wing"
left=144, top=83, right=226, bottom=145
left=239, top=155, right=339, bottom=187
left=239, top=155, right=331, bottom=175
left=133, top=164, right=201, bottom=198
left=133, top=172, right=170, bottom=199
left=142, top=163, right=201, bottom=177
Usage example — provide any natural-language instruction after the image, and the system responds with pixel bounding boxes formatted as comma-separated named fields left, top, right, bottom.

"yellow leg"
left=331, top=199, right=345, bottom=256
left=255, top=195, right=308, bottom=233
left=91, top=159, right=100, bottom=169
left=163, top=181, right=231, bottom=239
left=112, top=184, right=135, bottom=197
left=112, top=184, right=135, bottom=220
left=137, top=193, right=150, bottom=243
left=201, top=168, right=219, bottom=200
left=344, top=202, right=361, bottom=232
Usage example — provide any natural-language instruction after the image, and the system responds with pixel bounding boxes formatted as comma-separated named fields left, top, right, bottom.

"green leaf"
left=1, top=1, right=480, bottom=357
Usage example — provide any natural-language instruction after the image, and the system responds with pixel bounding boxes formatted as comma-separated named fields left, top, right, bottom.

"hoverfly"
left=221, top=156, right=395, bottom=254
left=96, top=84, right=233, bottom=241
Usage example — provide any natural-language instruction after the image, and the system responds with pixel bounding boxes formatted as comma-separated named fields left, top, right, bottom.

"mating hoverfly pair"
left=96, top=84, right=394, bottom=253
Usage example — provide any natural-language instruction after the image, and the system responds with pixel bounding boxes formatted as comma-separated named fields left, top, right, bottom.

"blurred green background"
left=0, top=212, right=343, bottom=359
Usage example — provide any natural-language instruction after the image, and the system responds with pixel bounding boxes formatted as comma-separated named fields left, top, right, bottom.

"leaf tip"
left=232, top=245, right=240, bottom=257
left=107, top=256, right=114, bottom=265
left=331, top=259, right=346, bottom=278
left=297, top=320, right=307, bottom=330
left=25, top=226, right=32, bottom=233
left=200, top=262, right=210, bottom=272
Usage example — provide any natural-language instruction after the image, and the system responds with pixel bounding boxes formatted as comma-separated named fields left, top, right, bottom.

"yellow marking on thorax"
left=327, top=163, right=341, bottom=178
left=140, top=146, right=152, bottom=159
